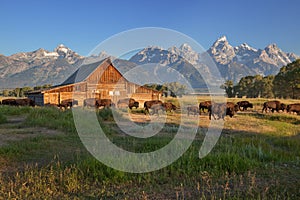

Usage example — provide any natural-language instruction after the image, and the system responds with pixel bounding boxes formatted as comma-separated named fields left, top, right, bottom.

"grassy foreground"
left=0, top=102, right=299, bottom=199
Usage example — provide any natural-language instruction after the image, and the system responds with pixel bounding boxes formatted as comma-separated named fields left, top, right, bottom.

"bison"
left=286, top=103, right=300, bottom=115
left=262, top=101, right=286, bottom=113
left=144, top=100, right=163, bottom=114
left=199, top=101, right=213, bottom=115
left=187, top=106, right=199, bottom=116
left=1, top=99, right=17, bottom=106
left=162, top=102, right=177, bottom=113
left=117, top=98, right=139, bottom=109
left=226, top=102, right=239, bottom=113
left=96, top=99, right=114, bottom=109
left=59, top=99, right=78, bottom=109
left=208, top=102, right=235, bottom=120
left=237, top=101, right=253, bottom=111
left=83, top=98, right=114, bottom=109
left=2, top=98, right=35, bottom=107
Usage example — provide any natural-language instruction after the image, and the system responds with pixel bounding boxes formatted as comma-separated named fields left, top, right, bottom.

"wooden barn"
left=28, top=58, right=161, bottom=106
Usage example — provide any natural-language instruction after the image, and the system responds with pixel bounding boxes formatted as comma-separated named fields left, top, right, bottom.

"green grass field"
left=0, top=98, right=299, bottom=199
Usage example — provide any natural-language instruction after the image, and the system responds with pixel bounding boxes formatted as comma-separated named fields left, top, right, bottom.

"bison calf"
left=287, top=103, right=300, bottom=115
left=237, top=101, right=253, bottom=111
left=117, top=98, right=139, bottom=109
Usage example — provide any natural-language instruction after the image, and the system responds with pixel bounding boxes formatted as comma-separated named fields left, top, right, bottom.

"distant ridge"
left=0, top=37, right=298, bottom=88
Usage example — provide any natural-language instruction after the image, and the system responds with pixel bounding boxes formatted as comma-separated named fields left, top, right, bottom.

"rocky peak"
left=235, top=43, right=258, bottom=53
left=179, top=43, right=193, bottom=52
left=209, top=35, right=236, bottom=65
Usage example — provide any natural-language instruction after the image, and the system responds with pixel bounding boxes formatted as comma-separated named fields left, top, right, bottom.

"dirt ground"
left=0, top=116, right=64, bottom=147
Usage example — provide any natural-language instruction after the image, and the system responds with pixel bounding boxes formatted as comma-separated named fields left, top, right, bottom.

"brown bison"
left=83, top=98, right=113, bottom=109
left=187, top=106, right=199, bottom=116
left=146, top=102, right=177, bottom=115
left=1, top=99, right=17, bottom=106
left=96, top=99, right=114, bottom=109
left=262, top=101, right=286, bottom=113
left=208, top=103, right=235, bottom=120
left=162, top=102, right=177, bottom=113
left=144, top=100, right=163, bottom=114
left=59, top=99, right=78, bottom=109
left=199, top=101, right=212, bottom=115
left=237, top=101, right=253, bottom=111
left=2, top=98, right=35, bottom=106
left=117, top=98, right=139, bottom=109
left=286, top=103, right=300, bottom=114
left=227, top=102, right=239, bottom=113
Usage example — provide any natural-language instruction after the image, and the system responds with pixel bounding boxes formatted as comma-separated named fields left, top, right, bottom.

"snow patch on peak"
left=55, top=44, right=71, bottom=54
left=216, top=35, right=227, bottom=43
left=180, top=43, right=193, bottom=51
left=44, top=51, right=59, bottom=57
left=239, top=43, right=257, bottom=52
left=235, top=43, right=258, bottom=53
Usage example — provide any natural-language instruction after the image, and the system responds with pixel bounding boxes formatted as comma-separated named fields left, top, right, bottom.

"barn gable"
left=28, top=57, right=161, bottom=106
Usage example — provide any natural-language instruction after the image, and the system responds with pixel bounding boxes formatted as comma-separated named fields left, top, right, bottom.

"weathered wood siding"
left=30, top=60, right=161, bottom=106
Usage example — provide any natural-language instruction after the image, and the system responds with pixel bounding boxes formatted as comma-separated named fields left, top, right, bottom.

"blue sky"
left=1, top=0, right=300, bottom=56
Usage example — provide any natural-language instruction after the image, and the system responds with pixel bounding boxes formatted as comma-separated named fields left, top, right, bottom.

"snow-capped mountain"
left=0, top=45, right=86, bottom=88
left=129, top=46, right=207, bottom=88
left=208, top=36, right=236, bottom=65
left=129, top=37, right=298, bottom=85
left=0, top=37, right=298, bottom=88
left=207, top=36, right=298, bottom=81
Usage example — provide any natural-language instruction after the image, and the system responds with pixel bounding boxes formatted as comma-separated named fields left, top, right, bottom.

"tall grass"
left=0, top=105, right=33, bottom=116
left=0, top=112, right=7, bottom=124
left=0, top=157, right=296, bottom=199
left=23, top=107, right=76, bottom=134
left=0, top=105, right=299, bottom=198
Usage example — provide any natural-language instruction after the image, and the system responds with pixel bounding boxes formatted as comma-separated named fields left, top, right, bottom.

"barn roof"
left=60, top=58, right=109, bottom=86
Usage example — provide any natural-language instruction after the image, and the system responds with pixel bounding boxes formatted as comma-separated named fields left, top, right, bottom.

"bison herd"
left=0, top=98, right=35, bottom=106
left=1, top=97, right=300, bottom=119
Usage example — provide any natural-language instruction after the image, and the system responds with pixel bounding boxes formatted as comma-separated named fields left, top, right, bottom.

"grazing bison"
left=199, top=101, right=213, bottom=115
left=96, top=99, right=114, bottom=109
left=262, top=101, right=286, bottom=113
left=117, top=98, right=139, bottom=109
left=187, top=106, right=199, bottom=116
left=59, top=99, right=78, bottom=109
left=150, top=103, right=165, bottom=115
left=286, top=103, right=300, bottom=114
left=237, top=101, right=253, bottom=111
left=2, top=98, right=35, bottom=106
left=226, top=102, right=239, bottom=113
left=144, top=100, right=163, bottom=114
left=162, top=102, right=177, bottom=113
left=208, top=103, right=235, bottom=120
left=2, top=99, right=17, bottom=106
left=147, top=102, right=177, bottom=115
left=15, top=98, right=35, bottom=107
left=83, top=98, right=113, bottom=109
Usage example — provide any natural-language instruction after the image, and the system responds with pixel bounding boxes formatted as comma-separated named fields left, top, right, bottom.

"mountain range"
left=0, top=36, right=298, bottom=89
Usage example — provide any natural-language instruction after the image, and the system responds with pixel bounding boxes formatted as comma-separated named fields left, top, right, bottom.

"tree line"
left=222, top=59, right=300, bottom=99
left=144, top=82, right=188, bottom=97
left=0, top=84, right=52, bottom=97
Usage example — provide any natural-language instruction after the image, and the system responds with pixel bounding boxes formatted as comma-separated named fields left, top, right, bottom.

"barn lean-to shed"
left=28, top=57, right=161, bottom=106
